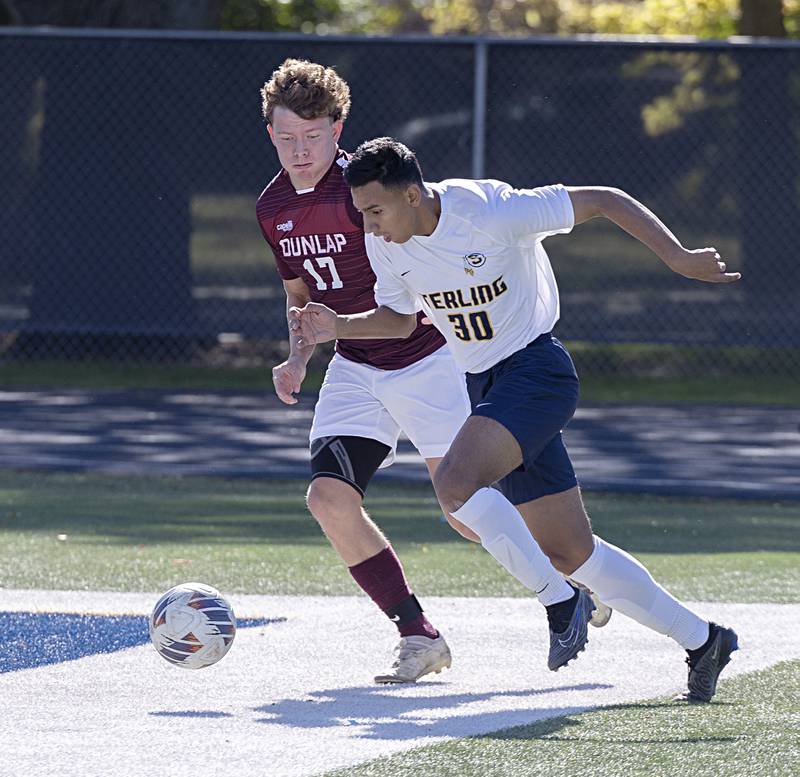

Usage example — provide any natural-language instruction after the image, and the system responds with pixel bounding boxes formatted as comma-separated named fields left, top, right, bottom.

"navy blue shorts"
left=466, top=332, right=579, bottom=505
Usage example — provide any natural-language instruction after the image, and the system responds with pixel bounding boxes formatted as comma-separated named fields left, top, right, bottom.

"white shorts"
left=309, top=346, right=471, bottom=468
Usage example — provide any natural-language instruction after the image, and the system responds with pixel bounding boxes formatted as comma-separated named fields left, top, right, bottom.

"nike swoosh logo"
left=389, top=614, right=401, bottom=622
left=400, top=270, right=411, bottom=276
left=558, top=625, right=579, bottom=647
left=476, top=402, right=492, bottom=408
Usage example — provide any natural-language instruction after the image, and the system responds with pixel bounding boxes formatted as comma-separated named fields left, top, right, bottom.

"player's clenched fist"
left=665, top=247, right=741, bottom=284
left=289, top=303, right=339, bottom=347
left=271, top=356, right=307, bottom=405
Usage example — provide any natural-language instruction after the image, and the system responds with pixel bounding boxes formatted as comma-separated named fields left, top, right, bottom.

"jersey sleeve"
left=364, top=236, right=420, bottom=315
left=489, top=181, right=575, bottom=242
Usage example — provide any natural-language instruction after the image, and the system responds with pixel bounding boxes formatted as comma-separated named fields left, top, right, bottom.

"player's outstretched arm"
left=566, top=186, right=741, bottom=284
left=290, top=303, right=417, bottom=346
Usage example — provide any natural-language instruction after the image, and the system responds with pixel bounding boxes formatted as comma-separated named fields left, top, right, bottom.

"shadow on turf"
left=252, top=682, right=613, bottom=741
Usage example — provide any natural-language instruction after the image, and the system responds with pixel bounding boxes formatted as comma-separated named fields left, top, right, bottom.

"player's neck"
left=415, top=185, right=441, bottom=237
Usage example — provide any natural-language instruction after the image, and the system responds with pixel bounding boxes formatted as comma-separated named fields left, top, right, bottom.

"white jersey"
left=365, top=179, right=574, bottom=373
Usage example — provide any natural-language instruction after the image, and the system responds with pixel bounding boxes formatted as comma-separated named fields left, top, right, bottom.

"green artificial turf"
left=326, top=659, right=800, bottom=777
left=1, top=472, right=797, bottom=603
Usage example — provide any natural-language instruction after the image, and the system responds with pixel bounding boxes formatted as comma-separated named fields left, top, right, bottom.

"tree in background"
left=5, top=0, right=796, bottom=356
left=336, top=0, right=738, bottom=37
left=5, top=0, right=793, bottom=41
left=220, top=0, right=341, bottom=34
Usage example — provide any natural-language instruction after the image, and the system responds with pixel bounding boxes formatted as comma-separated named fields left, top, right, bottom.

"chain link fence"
left=1, top=29, right=799, bottom=379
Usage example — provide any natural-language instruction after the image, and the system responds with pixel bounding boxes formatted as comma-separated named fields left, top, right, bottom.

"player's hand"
left=271, top=356, right=306, bottom=405
left=289, top=303, right=338, bottom=346
left=666, top=247, right=741, bottom=283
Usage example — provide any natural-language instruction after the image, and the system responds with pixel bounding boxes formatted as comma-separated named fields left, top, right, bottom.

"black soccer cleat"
left=683, top=622, right=739, bottom=703
left=547, top=587, right=595, bottom=671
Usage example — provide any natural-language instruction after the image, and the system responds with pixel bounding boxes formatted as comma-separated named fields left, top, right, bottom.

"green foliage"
left=337, top=0, right=746, bottom=38
left=221, top=0, right=342, bottom=33
left=338, top=0, right=430, bottom=34
left=786, top=0, right=800, bottom=36
left=620, top=52, right=738, bottom=137
left=562, top=0, right=739, bottom=38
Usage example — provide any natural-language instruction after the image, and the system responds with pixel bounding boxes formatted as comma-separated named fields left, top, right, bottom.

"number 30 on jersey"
left=446, top=311, right=494, bottom=341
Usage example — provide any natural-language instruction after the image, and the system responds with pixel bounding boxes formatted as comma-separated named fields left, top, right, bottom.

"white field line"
left=1, top=591, right=798, bottom=777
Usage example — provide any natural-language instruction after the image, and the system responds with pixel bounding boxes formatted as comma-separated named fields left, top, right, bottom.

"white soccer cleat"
left=374, top=634, right=452, bottom=684
left=568, top=580, right=612, bottom=628
left=588, top=591, right=613, bottom=628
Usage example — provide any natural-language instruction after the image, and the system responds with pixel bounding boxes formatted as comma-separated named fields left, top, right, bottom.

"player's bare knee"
left=446, top=514, right=481, bottom=543
left=544, top=549, right=578, bottom=575
left=432, top=465, right=474, bottom=516
left=438, top=488, right=480, bottom=517
left=543, top=544, right=592, bottom=575
left=305, top=477, right=361, bottom=527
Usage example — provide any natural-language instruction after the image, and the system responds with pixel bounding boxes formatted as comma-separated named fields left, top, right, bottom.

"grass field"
left=331, top=660, right=800, bottom=777
left=2, top=472, right=799, bottom=603
left=3, top=470, right=799, bottom=776
left=0, top=359, right=798, bottom=406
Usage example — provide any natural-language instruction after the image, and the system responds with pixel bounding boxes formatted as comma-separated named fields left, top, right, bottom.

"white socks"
left=450, top=487, right=709, bottom=650
left=570, top=536, right=709, bottom=650
left=452, top=487, right=574, bottom=607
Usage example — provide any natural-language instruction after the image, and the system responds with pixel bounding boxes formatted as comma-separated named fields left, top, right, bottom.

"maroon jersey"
left=256, top=149, right=445, bottom=370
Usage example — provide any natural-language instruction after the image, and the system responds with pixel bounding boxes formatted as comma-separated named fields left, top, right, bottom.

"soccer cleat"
left=548, top=588, right=595, bottom=671
left=374, top=634, right=452, bottom=684
left=588, top=592, right=612, bottom=628
left=683, top=623, right=739, bottom=703
left=569, top=580, right=612, bottom=628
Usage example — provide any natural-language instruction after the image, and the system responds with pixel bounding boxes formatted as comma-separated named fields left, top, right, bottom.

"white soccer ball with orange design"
left=149, top=582, right=236, bottom=669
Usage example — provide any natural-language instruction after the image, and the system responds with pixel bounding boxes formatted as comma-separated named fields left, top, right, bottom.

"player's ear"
left=406, top=183, right=422, bottom=207
left=331, top=119, right=344, bottom=142
left=267, top=124, right=277, bottom=146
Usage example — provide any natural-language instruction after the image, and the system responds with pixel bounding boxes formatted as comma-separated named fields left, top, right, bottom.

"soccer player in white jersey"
left=291, top=136, right=741, bottom=701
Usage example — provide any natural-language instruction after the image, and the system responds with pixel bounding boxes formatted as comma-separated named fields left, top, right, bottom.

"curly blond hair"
left=261, top=58, right=351, bottom=125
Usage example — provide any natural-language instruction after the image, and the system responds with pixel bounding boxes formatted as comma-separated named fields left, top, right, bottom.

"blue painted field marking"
left=0, top=612, right=284, bottom=673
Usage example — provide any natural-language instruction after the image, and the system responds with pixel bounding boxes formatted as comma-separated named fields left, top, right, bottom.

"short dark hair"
left=343, top=137, right=424, bottom=189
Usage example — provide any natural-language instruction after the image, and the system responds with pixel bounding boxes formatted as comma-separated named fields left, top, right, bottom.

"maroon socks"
left=349, top=545, right=438, bottom=639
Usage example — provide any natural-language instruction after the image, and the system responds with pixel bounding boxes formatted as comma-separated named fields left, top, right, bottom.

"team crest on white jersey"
left=463, top=253, right=486, bottom=275
left=277, top=220, right=294, bottom=232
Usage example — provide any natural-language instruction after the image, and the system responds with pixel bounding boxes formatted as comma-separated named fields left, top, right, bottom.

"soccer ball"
left=149, top=582, right=236, bottom=669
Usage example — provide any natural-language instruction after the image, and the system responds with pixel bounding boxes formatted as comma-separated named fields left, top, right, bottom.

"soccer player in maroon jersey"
left=256, top=59, right=466, bottom=683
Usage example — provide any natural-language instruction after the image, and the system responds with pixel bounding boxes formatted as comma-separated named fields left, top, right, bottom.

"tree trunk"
left=738, top=0, right=784, bottom=37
